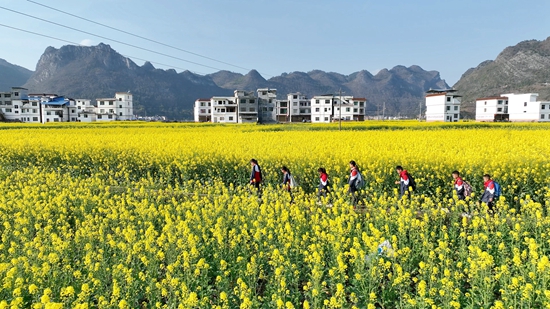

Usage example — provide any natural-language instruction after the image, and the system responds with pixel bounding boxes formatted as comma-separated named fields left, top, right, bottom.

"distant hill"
left=23, top=44, right=231, bottom=119
left=0, top=58, right=33, bottom=92
left=454, top=36, right=550, bottom=117
left=209, top=66, right=449, bottom=117
left=16, top=43, right=450, bottom=119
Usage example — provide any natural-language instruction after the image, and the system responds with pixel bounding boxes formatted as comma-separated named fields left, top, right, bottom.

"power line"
left=26, top=0, right=254, bottom=73
left=0, top=23, right=207, bottom=75
left=0, top=5, right=232, bottom=73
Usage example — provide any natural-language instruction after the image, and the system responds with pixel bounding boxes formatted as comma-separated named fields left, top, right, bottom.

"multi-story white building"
left=475, top=96, right=509, bottom=122
left=503, top=93, right=550, bottom=122
left=310, top=95, right=366, bottom=123
left=0, top=87, right=31, bottom=122
left=211, top=96, right=238, bottom=123
left=284, top=92, right=311, bottom=122
left=94, top=92, right=133, bottom=122
left=311, top=95, right=334, bottom=123
left=425, top=89, right=461, bottom=122
left=0, top=87, right=134, bottom=123
left=235, top=90, right=258, bottom=123
left=194, top=99, right=211, bottom=122
left=257, top=88, right=277, bottom=123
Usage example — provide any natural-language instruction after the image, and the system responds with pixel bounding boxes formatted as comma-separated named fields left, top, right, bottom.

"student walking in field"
left=452, top=170, right=465, bottom=200
left=348, top=161, right=363, bottom=207
left=249, top=159, right=263, bottom=196
left=395, top=166, right=414, bottom=198
left=480, top=174, right=496, bottom=213
left=317, top=167, right=330, bottom=198
left=281, top=166, right=294, bottom=203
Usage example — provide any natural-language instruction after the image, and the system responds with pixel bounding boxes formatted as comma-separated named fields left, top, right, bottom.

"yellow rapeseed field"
left=0, top=121, right=549, bottom=308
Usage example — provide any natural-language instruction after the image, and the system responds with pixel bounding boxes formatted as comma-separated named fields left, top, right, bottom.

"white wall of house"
left=311, top=96, right=334, bottom=123
left=235, top=90, right=258, bottom=123
left=211, top=97, right=238, bottom=123
left=475, top=97, right=509, bottom=121
left=115, top=92, right=134, bottom=120
left=425, top=92, right=461, bottom=122
left=194, top=99, right=211, bottom=122
left=504, top=93, right=549, bottom=122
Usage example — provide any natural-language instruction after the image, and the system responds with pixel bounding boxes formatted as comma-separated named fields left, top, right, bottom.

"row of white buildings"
left=424, top=89, right=550, bottom=122
left=0, top=87, right=134, bottom=123
left=194, top=88, right=367, bottom=123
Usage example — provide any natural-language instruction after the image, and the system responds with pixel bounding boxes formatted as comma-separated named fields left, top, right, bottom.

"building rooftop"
left=426, top=88, right=458, bottom=94
left=476, top=96, right=508, bottom=101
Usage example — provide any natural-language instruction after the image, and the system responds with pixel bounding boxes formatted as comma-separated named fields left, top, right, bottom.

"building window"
left=325, top=100, right=330, bottom=103
left=293, top=95, right=298, bottom=99
left=346, top=108, right=350, bottom=112
left=454, top=106, right=458, bottom=111
left=119, top=112, right=122, bottom=116
left=293, top=102, right=298, bottom=106
left=108, top=115, right=113, bottom=119
left=498, top=100, right=503, bottom=105
left=454, top=114, right=458, bottom=119
left=119, top=98, right=122, bottom=101
left=484, top=108, right=487, bottom=112
left=78, top=106, right=81, bottom=110
left=33, top=117, right=38, bottom=121
left=240, top=107, right=246, bottom=112
left=14, top=92, right=19, bottom=96
left=324, top=108, right=328, bottom=112
left=315, top=108, right=320, bottom=112
left=524, top=102, right=527, bottom=107
left=119, top=105, right=122, bottom=108
left=14, top=105, right=19, bottom=109
left=249, top=99, right=255, bottom=103
left=497, top=108, right=502, bottom=112
left=315, top=100, right=319, bottom=104
left=100, top=109, right=105, bottom=113
left=354, top=108, right=358, bottom=112
left=446, top=106, right=451, bottom=111
left=228, top=116, right=234, bottom=121
left=109, top=101, right=113, bottom=105
left=281, top=108, right=288, bottom=114
left=541, top=114, right=545, bottom=119
left=32, top=102, right=37, bottom=106
left=542, top=104, right=546, bottom=110
left=100, top=102, right=104, bottom=105
left=324, top=117, right=329, bottom=121
left=293, top=109, right=298, bottom=114
left=315, top=117, right=319, bottom=121
left=72, top=110, right=76, bottom=113
left=98, top=115, right=102, bottom=119
left=249, top=108, right=255, bottom=112
left=46, top=111, right=51, bottom=115
left=84, top=114, right=88, bottom=118
left=220, top=117, right=225, bottom=121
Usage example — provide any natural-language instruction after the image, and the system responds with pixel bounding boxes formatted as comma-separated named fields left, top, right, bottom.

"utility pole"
left=339, top=88, right=342, bottom=131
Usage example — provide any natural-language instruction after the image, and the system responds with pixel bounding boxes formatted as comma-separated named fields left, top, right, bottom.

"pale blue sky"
left=1, top=0, right=549, bottom=84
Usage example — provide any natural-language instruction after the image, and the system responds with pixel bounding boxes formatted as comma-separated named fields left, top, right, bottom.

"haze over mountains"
left=2, top=36, right=550, bottom=120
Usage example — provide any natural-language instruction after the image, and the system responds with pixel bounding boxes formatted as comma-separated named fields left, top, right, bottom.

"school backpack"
left=463, top=181, right=473, bottom=197
left=493, top=181, right=501, bottom=200
left=407, top=173, right=416, bottom=191
left=356, top=171, right=366, bottom=189
left=289, top=174, right=298, bottom=188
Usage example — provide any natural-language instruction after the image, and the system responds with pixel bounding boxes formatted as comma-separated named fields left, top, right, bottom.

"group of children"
left=249, top=159, right=501, bottom=211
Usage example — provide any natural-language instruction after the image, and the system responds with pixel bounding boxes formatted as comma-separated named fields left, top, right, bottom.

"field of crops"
left=1, top=121, right=550, bottom=309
